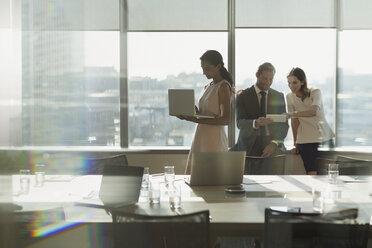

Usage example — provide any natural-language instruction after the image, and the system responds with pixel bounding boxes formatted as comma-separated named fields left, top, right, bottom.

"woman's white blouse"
left=286, top=88, right=335, bottom=144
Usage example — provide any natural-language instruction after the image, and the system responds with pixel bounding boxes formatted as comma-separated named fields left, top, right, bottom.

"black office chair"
left=80, top=153, right=129, bottom=174
left=109, top=210, right=210, bottom=248
left=335, top=155, right=372, bottom=175
left=316, top=156, right=336, bottom=175
left=264, top=208, right=369, bottom=248
left=245, top=154, right=286, bottom=175
left=14, top=207, right=66, bottom=247
left=316, top=155, right=372, bottom=175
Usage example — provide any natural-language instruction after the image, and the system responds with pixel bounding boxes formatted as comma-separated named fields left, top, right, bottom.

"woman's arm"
left=291, top=118, right=300, bottom=154
left=291, top=118, right=299, bottom=144
left=292, top=105, right=319, bottom=118
left=180, top=83, right=231, bottom=125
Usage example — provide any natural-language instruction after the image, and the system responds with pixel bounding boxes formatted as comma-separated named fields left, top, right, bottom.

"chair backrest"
left=336, top=155, right=372, bottom=175
left=245, top=154, right=286, bottom=175
left=82, top=153, right=129, bottom=174
left=316, top=157, right=336, bottom=175
left=264, top=208, right=369, bottom=248
left=110, top=210, right=210, bottom=248
left=316, top=155, right=372, bottom=175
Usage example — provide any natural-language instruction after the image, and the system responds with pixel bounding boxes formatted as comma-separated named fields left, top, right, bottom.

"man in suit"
left=231, top=62, right=288, bottom=174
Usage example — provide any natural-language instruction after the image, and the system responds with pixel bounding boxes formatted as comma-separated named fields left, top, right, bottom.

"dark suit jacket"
left=231, top=85, right=289, bottom=154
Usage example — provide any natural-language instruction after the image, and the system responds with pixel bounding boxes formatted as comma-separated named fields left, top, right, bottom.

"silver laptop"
left=168, top=89, right=215, bottom=119
left=75, top=165, right=144, bottom=209
left=187, top=151, right=246, bottom=186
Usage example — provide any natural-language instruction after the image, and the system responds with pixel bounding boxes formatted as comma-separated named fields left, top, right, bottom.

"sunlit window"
left=127, top=32, right=227, bottom=147
left=338, top=30, right=372, bottom=147
left=22, top=31, right=120, bottom=146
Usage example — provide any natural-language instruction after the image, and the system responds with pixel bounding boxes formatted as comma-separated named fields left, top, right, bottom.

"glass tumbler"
left=164, top=165, right=175, bottom=188
left=19, top=169, right=31, bottom=194
left=328, top=163, right=339, bottom=184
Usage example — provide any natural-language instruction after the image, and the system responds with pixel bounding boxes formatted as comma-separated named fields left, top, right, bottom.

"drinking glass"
left=149, top=180, right=160, bottom=204
left=169, top=183, right=181, bottom=209
left=141, top=167, right=150, bottom=190
left=34, top=164, right=45, bottom=187
left=312, top=189, right=324, bottom=213
left=328, top=163, right=339, bottom=184
left=164, top=165, right=175, bottom=188
left=19, top=169, right=31, bottom=194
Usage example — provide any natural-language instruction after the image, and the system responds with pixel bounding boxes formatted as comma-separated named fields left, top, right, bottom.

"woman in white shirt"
left=286, top=67, right=334, bottom=175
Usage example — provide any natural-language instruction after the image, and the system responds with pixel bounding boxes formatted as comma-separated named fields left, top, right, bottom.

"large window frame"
left=3, top=0, right=372, bottom=149
left=121, top=0, right=338, bottom=149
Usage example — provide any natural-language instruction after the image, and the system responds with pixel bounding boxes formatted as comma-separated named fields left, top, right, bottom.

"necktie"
left=259, top=91, right=266, bottom=117
left=259, top=91, right=266, bottom=136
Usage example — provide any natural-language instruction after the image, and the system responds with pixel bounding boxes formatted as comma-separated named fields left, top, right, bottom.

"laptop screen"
left=189, top=151, right=246, bottom=186
left=99, top=166, right=144, bottom=206
left=75, top=166, right=144, bottom=208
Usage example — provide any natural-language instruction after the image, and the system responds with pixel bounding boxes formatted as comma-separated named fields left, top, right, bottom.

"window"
left=1, top=0, right=372, bottom=150
left=127, top=32, right=227, bottom=147
left=21, top=31, right=120, bottom=146
left=338, top=30, right=372, bottom=147
left=0, top=28, right=21, bottom=146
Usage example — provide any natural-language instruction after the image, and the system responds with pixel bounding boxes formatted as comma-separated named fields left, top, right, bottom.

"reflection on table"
left=6, top=174, right=372, bottom=237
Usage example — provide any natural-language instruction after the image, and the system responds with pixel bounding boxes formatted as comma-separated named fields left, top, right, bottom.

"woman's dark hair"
left=287, top=67, right=310, bottom=101
left=200, top=50, right=234, bottom=87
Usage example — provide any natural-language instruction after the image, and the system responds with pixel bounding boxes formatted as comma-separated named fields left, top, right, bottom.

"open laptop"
left=186, top=151, right=246, bottom=186
left=168, top=89, right=215, bottom=119
left=75, top=165, right=144, bottom=209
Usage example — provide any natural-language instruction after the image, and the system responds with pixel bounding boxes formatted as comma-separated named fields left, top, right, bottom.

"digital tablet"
left=266, top=114, right=287, bottom=123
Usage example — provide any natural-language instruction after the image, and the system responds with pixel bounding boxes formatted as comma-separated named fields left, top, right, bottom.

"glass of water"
left=312, top=189, right=324, bottom=213
left=164, top=165, right=175, bottom=188
left=149, top=180, right=160, bottom=204
left=328, top=163, right=339, bottom=184
left=19, top=169, right=31, bottom=194
left=34, top=164, right=46, bottom=187
left=141, top=167, right=150, bottom=190
left=169, top=183, right=181, bottom=209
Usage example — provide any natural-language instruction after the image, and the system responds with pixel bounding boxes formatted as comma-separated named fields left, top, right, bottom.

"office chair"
left=14, top=207, right=66, bottom=247
left=81, top=153, right=129, bottom=174
left=335, top=155, right=372, bottom=175
left=109, top=210, right=210, bottom=248
left=264, top=208, right=369, bottom=248
left=316, top=155, right=372, bottom=175
left=245, top=154, right=286, bottom=175
left=316, top=156, right=336, bottom=175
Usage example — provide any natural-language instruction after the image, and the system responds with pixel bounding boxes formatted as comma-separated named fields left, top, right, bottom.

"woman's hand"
left=290, top=144, right=299, bottom=154
left=176, top=115, right=198, bottom=123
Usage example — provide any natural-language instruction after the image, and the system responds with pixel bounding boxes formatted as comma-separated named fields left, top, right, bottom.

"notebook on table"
left=168, top=89, right=215, bottom=119
left=186, top=151, right=246, bottom=186
left=75, top=165, right=144, bottom=209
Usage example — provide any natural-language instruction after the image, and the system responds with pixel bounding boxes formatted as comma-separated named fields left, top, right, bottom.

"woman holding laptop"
left=178, top=50, right=233, bottom=174
left=286, top=67, right=334, bottom=175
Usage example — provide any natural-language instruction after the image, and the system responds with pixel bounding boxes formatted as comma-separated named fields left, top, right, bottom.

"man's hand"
left=255, top=117, right=273, bottom=128
left=261, top=143, right=276, bottom=157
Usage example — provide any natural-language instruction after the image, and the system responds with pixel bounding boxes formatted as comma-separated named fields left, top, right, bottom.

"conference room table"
left=7, top=174, right=372, bottom=238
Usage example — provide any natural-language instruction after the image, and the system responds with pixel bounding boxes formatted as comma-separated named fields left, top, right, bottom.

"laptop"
left=75, top=165, right=144, bottom=209
left=168, top=89, right=215, bottom=119
left=186, top=151, right=246, bottom=186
